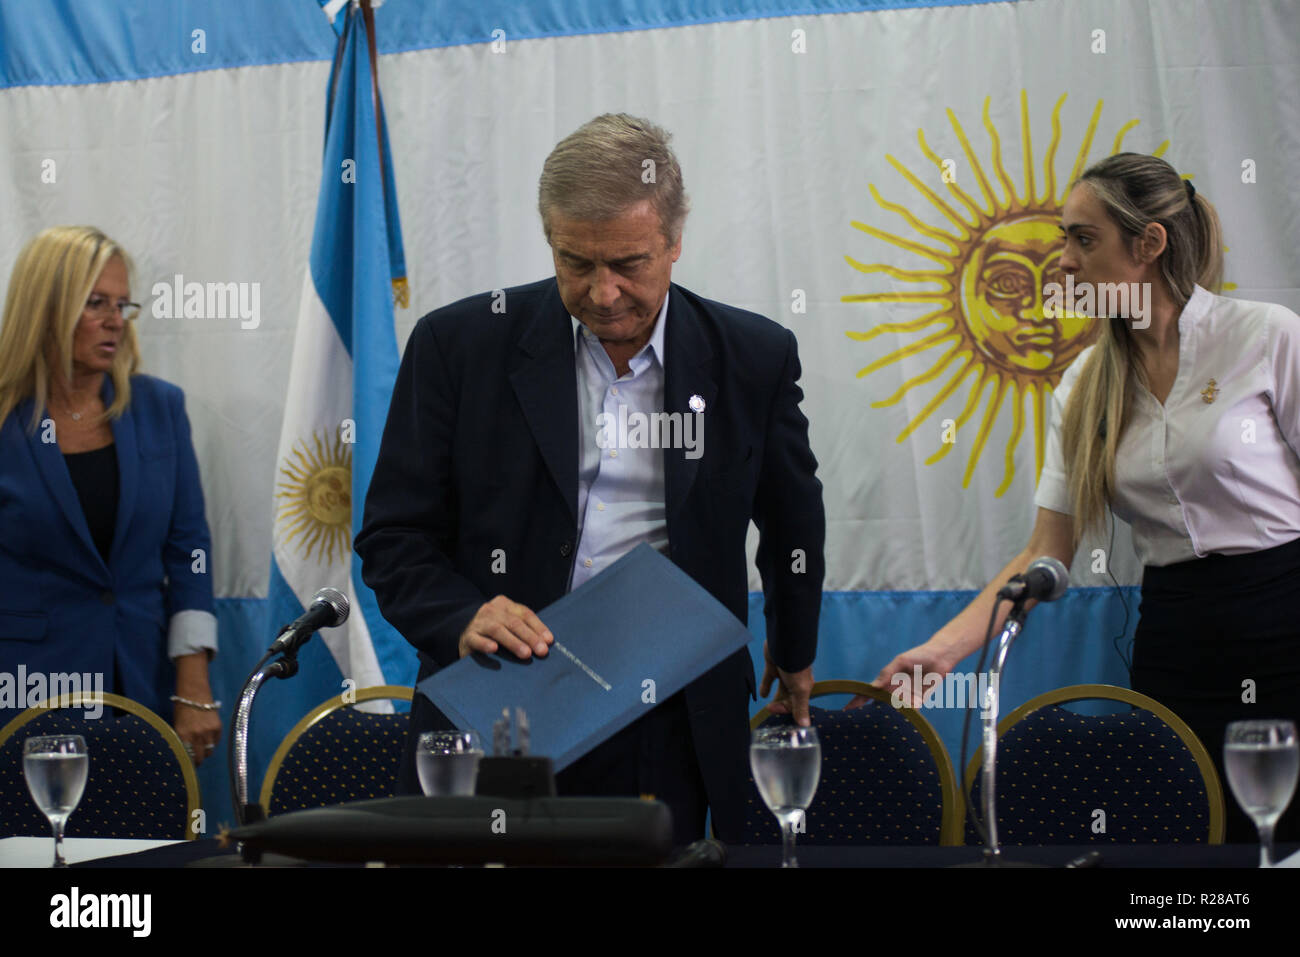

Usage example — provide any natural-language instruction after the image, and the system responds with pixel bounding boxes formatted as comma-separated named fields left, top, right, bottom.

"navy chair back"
left=740, top=681, right=960, bottom=845
left=261, top=686, right=413, bottom=816
left=964, top=684, right=1225, bottom=844
left=0, top=693, right=199, bottom=840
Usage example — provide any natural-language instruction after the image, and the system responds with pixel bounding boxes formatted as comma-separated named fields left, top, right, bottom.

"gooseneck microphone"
left=234, top=587, right=351, bottom=824
left=269, top=587, right=350, bottom=654
left=996, top=556, right=1068, bottom=603
left=966, top=556, right=1070, bottom=866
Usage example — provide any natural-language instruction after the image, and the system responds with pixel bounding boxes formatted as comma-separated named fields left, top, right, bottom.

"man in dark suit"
left=356, top=114, right=824, bottom=844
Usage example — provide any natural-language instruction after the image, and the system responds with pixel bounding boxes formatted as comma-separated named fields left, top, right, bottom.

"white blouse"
left=1035, top=285, right=1300, bottom=567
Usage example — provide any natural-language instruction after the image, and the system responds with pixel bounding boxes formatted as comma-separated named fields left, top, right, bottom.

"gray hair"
left=538, top=113, right=690, bottom=245
left=1076, top=152, right=1223, bottom=307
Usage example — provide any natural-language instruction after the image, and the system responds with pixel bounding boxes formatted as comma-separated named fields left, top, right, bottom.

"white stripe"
left=272, top=269, right=386, bottom=691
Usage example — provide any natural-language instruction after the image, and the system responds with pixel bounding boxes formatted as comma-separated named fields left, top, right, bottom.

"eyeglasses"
left=84, top=294, right=140, bottom=322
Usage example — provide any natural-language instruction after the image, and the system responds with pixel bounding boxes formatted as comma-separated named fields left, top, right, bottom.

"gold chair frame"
left=259, top=684, right=414, bottom=810
left=0, top=691, right=202, bottom=840
left=961, top=683, right=1226, bottom=844
left=750, top=678, right=963, bottom=845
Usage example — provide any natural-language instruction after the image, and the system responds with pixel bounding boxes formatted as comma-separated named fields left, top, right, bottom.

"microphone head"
left=1026, top=556, right=1068, bottom=602
left=312, top=587, right=350, bottom=626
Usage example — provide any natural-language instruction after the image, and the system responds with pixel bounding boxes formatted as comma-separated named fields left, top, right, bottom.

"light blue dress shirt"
left=569, top=294, right=670, bottom=591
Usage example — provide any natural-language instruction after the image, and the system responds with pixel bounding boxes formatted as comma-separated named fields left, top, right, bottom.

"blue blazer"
left=0, top=374, right=213, bottom=722
left=356, top=279, right=825, bottom=839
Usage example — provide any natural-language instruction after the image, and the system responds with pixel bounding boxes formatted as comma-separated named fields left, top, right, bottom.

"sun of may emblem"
left=844, top=92, right=1172, bottom=497
left=275, top=430, right=352, bottom=563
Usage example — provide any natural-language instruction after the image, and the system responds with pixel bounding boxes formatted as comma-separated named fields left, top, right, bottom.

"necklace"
left=59, top=398, right=94, bottom=421
left=54, top=380, right=100, bottom=422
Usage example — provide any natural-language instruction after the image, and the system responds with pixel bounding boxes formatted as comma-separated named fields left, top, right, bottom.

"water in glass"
left=749, top=725, right=820, bottom=867
left=22, top=735, right=88, bottom=868
left=416, top=730, right=483, bottom=797
left=1224, top=720, right=1298, bottom=867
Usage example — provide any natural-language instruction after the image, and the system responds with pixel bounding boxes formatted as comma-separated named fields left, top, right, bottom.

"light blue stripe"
left=745, top=587, right=1140, bottom=785
left=369, top=0, right=1013, bottom=56
left=203, top=585, right=1137, bottom=818
left=0, top=0, right=333, bottom=90
left=3, top=0, right=1014, bottom=89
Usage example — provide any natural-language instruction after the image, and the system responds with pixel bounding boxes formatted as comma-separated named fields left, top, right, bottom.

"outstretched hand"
left=843, top=641, right=959, bottom=710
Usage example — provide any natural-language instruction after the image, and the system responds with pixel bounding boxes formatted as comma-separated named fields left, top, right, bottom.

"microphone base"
left=951, top=846, right=1047, bottom=867
left=474, top=756, right=556, bottom=800
left=950, top=857, right=1046, bottom=868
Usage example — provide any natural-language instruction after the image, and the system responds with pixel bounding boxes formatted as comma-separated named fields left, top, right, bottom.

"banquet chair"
left=0, top=692, right=201, bottom=840
left=260, top=685, right=413, bottom=815
left=739, top=680, right=961, bottom=845
left=962, top=683, right=1226, bottom=845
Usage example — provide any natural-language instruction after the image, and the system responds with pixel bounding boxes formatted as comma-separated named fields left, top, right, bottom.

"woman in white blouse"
left=865, top=152, right=1300, bottom=843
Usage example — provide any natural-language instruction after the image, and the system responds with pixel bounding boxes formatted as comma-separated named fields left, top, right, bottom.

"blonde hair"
left=538, top=113, right=690, bottom=245
left=0, top=226, right=140, bottom=430
left=1060, top=154, right=1224, bottom=541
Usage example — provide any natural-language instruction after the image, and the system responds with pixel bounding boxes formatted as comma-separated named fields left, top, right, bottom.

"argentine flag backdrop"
left=1, top=0, right=1297, bottom=823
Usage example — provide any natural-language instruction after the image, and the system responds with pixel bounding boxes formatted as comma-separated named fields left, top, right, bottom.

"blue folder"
left=417, top=543, right=754, bottom=772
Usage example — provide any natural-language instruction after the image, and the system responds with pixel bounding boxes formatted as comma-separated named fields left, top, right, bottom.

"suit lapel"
left=105, top=376, right=138, bottom=568
left=508, top=282, right=578, bottom=522
left=23, top=396, right=107, bottom=576
left=663, top=285, right=716, bottom=529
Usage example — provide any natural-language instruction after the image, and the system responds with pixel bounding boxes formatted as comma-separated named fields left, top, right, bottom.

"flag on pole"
left=268, top=0, right=412, bottom=704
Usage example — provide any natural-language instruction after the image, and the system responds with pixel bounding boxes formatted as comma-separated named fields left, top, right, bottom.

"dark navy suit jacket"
left=0, top=375, right=213, bottom=722
left=356, top=279, right=825, bottom=839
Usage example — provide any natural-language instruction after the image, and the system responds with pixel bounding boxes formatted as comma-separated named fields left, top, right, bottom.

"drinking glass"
left=23, top=735, right=89, bottom=868
left=416, top=730, right=484, bottom=797
left=1224, top=720, right=1298, bottom=867
left=749, top=724, right=821, bottom=868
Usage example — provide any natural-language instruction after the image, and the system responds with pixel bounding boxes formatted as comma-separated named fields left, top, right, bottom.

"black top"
left=64, top=443, right=119, bottom=562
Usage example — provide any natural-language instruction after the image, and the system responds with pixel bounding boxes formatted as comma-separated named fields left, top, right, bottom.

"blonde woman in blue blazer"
left=0, top=227, right=220, bottom=765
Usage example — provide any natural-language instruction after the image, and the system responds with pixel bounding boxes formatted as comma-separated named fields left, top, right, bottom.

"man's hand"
left=458, top=595, right=553, bottom=660
left=759, top=639, right=814, bottom=726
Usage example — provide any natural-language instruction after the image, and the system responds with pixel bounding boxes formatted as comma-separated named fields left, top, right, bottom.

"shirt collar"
left=1177, top=283, right=1213, bottom=333
left=571, top=288, right=670, bottom=369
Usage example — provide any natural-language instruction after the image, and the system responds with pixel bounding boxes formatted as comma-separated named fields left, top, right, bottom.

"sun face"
left=960, top=216, right=1091, bottom=376
left=276, top=430, right=353, bottom=564
left=843, top=92, right=1172, bottom=496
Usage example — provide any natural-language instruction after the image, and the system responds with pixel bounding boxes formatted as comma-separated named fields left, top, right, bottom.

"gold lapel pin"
left=1201, top=378, right=1219, bottom=404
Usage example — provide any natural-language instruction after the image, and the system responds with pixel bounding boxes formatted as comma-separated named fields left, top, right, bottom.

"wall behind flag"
left=1, top=0, right=1298, bottom=819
